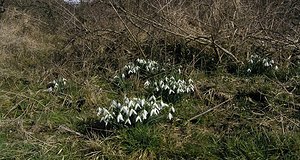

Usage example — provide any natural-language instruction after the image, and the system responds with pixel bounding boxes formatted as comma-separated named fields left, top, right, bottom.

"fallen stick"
left=186, top=97, right=233, bottom=124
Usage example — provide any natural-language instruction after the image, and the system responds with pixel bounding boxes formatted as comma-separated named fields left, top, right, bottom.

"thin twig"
left=109, top=1, right=146, bottom=58
left=58, top=125, right=85, bottom=138
left=186, top=97, right=233, bottom=124
left=118, top=6, right=239, bottom=62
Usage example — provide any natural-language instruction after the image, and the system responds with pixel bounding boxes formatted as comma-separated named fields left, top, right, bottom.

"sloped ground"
left=0, top=1, right=300, bottom=159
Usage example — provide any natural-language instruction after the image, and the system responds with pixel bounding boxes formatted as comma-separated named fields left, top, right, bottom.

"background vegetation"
left=0, top=0, right=299, bottom=159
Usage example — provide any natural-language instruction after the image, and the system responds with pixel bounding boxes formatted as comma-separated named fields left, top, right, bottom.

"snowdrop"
left=247, top=54, right=278, bottom=74
left=97, top=95, right=174, bottom=126
left=168, top=113, right=173, bottom=120
left=144, top=76, right=195, bottom=95
left=45, top=77, right=67, bottom=92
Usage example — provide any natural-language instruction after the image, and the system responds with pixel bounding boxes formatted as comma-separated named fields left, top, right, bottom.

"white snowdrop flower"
left=275, top=65, right=279, bottom=70
left=135, top=103, right=141, bottom=110
left=165, top=77, right=169, bottom=82
left=124, top=97, right=129, bottom=103
left=153, top=103, right=159, bottom=110
left=121, top=106, right=129, bottom=115
left=189, top=85, right=195, bottom=92
left=178, top=79, right=182, bottom=84
left=169, top=89, right=175, bottom=94
left=155, top=87, right=159, bottom=92
left=142, top=110, right=148, bottom=119
left=264, top=62, right=269, bottom=67
left=100, top=117, right=105, bottom=122
left=125, top=118, right=131, bottom=125
left=263, top=59, right=267, bottom=63
left=104, top=121, right=109, bottom=126
left=62, top=78, right=67, bottom=85
left=137, top=58, right=142, bottom=63
left=149, top=95, right=156, bottom=102
left=122, top=73, right=125, bottom=78
left=97, top=108, right=102, bottom=116
left=144, top=80, right=150, bottom=88
left=172, top=84, right=176, bottom=90
left=247, top=68, right=251, bottom=73
left=124, top=65, right=129, bottom=70
left=117, top=113, right=124, bottom=123
left=170, top=106, right=175, bottom=113
left=164, top=85, right=170, bottom=90
left=45, top=87, right=53, bottom=92
left=159, top=80, right=164, bottom=87
left=53, top=81, right=58, bottom=89
left=168, top=113, right=173, bottom=120
left=102, top=108, right=109, bottom=115
left=104, top=114, right=109, bottom=120
left=186, top=87, right=190, bottom=93
left=117, top=103, right=122, bottom=109
left=177, top=87, right=185, bottom=93
left=140, top=99, right=145, bottom=107
left=160, top=101, right=169, bottom=108
left=136, top=116, right=142, bottom=123
left=129, top=109, right=137, bottom=116
left=270, top=60, right=274, bottom=64
left=150, top=108, right=158, bottom=116
left=111, top=100, right=117, bottom=107
left=128, top=100, right=134, bottom=108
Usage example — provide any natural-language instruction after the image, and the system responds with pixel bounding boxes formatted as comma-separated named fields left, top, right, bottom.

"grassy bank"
left=0, top=0, right=299, bottom=159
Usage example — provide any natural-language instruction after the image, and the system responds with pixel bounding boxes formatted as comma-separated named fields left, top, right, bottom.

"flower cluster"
left=136, top=58, right=160, bottom=73
left=144, top=76, right=194, bottom=95
left=45, top=78, right=67, bottom=92
left=246, top=54, right=278, bottom=74
left=97, top=96, right=175, bottom=126
left=115, top=59, right=162, bottom=80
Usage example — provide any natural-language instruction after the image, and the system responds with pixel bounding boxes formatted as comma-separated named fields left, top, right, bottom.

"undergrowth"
left=0, top=1, right=300, bottom=159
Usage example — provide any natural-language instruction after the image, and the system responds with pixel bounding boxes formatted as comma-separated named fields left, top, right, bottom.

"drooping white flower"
left=155, top=87, right=159, bottom=92
left=125, top=118, right=131, bottom=125
left=170, top=106, right=175, bottom=113
left=136, top=116, right=142, bottom=123
left=102, top=108, right=109, bottom=115
left=97, top=107, right=102, bottom=116
left=150, top=108, right=158, bottom=116
left=140, top=99, right=145, bottom=107
left=169, top=89, right=175, bottom=94
left=129, top=109, right=137, bottom=116
left=144, top=80, right=150, bottom=88
left=160, top=101, right=169, bottom=108
left=62, top=78, right=67, bottom=85
left=168, top=113, right=173, bottom=120
left=117, top=113, right=124, bottom=123
left=142, top=110, right=148, bottom=119
left=135, top=103, right=141, bottom=110
left=149, top=95, right=156, bottom=102
left=120, top=106, right=129, bottom=115
left=111, top=100, right=117, bottom=107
